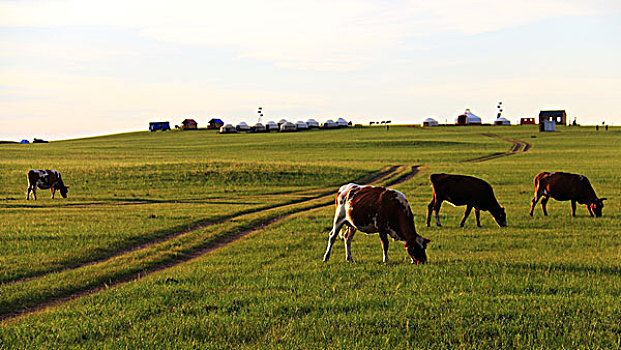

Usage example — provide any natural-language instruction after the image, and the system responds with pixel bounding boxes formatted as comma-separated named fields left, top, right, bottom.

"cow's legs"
left=529, top=192, right=544, bottom=216
left=541, top=196, right=549, bottom=216
left=571, top=200, right=577, bottom=217
left=586, top=204, right=594, bottom=217
left=343, top=226, right=356, bottom=261
left=29, top=186, right=37, bottom=200
left=379, top=232, right=390, bottom=263
left=51, top=187, right=56, bottom=199
left=460, top=206, right=472, bottom=227
left=323, top=209, right=348, bottom=262
left=426, top=199, right=435, bottom=227
left=474, top=209, right=481, bottom=227
left=26, top=185, right=33, bottom=200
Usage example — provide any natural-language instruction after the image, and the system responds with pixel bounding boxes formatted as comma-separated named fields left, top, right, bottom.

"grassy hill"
left=1, top=125, right=619, bottom=349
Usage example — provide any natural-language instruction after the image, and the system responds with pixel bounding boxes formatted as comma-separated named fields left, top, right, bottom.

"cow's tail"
left=533, top=172, right=550, bottom=190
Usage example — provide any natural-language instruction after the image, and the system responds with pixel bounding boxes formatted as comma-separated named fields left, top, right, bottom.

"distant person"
left=605, top=125, right=608, bottom=131
left=596, top=125, right=599, bottom=131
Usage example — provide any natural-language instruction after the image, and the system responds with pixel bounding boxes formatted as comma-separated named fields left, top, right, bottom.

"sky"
left=1, top=0, right=620, bottom=141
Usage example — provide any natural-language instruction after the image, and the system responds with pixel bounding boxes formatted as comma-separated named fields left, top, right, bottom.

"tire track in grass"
left=2, top=166, right=399, bottom=286
left=462, top=133, right=531, bottom=163
left=0, top=165, right=419, bottom=322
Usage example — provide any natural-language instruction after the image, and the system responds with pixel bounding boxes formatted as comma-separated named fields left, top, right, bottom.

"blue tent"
left=20, top=139, right=30, bottom=144
left=149, top=121, right=171, bottom=132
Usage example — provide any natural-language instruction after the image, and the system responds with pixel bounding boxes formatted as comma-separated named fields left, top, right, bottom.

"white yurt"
left=306, top=119, right=319, bottom=128
left=423, top=118, right=439, bottom=127
left=336, top=118, right=349, bottom=128
left=456, top=109, right=482, bottom=125
left=252, top=123, right=266, bottom=132
left=266, top=121, right=279, bottom=131
left=494, top=117, right=511, bottom=126
left=279, top=122, right=297, bottom=132
left=278, top=119, right=288, bottom=127
left=322, top=120, right=337, bottom=129
left=219, top=124, right=237, bottom=134
left=236, top=122, right=250, bottom=131
left=295, top=121, right=309, bottom=130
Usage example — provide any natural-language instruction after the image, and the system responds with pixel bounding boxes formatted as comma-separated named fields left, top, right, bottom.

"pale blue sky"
left=1, top=0, right=620, bottom=140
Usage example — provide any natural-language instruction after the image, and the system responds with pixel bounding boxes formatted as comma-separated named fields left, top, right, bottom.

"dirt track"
left=1, top=165, right=418, bottom=322
left=1, top=133, right=529, bottom=322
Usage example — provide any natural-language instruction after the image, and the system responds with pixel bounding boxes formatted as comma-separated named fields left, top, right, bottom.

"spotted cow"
left=26, top=169, right=69, bottom=200
left=529, top=172, right=606, bottom=217
left=322, top=183, right=431, bottom=264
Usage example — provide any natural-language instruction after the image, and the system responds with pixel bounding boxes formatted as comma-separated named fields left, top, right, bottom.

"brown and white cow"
left=529, top=172, right=606, bottom=217
left=322, top=183, right=431, bottom=264
left=427, top=173, right=507, bottom=228
left=26, top=169, right=69, bottom=200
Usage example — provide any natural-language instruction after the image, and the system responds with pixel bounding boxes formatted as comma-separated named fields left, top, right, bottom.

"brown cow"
left=427, top=173, right=507, bottom=227
left=322, top=183, right=431, bottom=264
left=27, top=169, right=69, bottom=200
left=529, top=172, right=606, bottom=217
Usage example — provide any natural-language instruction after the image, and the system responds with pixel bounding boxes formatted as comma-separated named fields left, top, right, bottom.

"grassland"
left=0, top=125, right=619, bottom=349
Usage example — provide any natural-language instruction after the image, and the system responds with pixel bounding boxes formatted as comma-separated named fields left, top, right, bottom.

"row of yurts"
left=219, top=117, right=350, bottom=133
left=423, top=109, right=511, bottom=127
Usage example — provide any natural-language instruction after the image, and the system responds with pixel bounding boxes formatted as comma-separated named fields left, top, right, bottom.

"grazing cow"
left=529, top=172, right=606, bottom=217
left=26, top=169, right=69, bottom=200
left=427, top=173, right=507, bottom=228
left=323, top=183, right=431, bottom=264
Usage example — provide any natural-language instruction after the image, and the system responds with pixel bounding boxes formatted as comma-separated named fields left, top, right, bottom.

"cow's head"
left=406, top=236, right=431, bottom=264
left=59, top=185, right=69, bottom=198
left=590, top=198, right=607, bottom=217
left=493, top=207, right=507, bottom=227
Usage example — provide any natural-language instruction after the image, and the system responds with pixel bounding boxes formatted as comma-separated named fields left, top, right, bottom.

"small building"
left=306, top=119, right=319, bottom=128
left=295, top=121, right=309, bottom=130
left=456, top=109, right=482, bottom=125
left=236, top=122, right=250, bottom=132
left=251, top=123, right=266, bottom=133
left=181, top=119, right=198, bottom=130
left=208, top=118, right=224, bottom=129
left=149, top=121, right=171, bottom=132
left=540, top=120, right=556, bottom=132
left=266, top=121, right=279, bottom=132
left=322, top=120, right=338, bottom=129
left=219, top=124, right=237, bottom=134
left=520, top=117, right=535, bottom=125
left=336, top=118, right=349, bottom=128
left=423, top=118, right=439, bottom=127
left=539, top=110, right=566, bottom=126
left=279, top=122, right=297, bottom=132
left=494, top=117, right=511, bottom=126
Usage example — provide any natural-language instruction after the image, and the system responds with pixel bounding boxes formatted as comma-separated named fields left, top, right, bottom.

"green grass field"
left=0, top=125, right=619, bottom=349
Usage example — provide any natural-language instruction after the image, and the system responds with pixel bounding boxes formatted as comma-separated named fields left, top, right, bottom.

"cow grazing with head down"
left=427, top=173, right=507, bottom=228
left=529, top=172, right=606, bottom=217
left=27, top=169, right=69, bottom=200
left=323, top=183, right=431, bottom=264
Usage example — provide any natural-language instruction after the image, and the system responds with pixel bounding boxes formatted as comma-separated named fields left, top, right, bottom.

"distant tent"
left=295, top=121, right=309, bottom=130
left=219, top=124, right=237, bottom=134
left=494, top=117, right=510, bottom=126
left=20, top=139, right=30, bottom=144
left=322, top=120, right=338, bottom=129
left=208, top=118, right=224, bottom=129
left=336, top=118, right=349, bottom=128
left=33, top=138, right=48, bottom=143
left=306, top=119, right=319, bottom=128
left=266, top=121, right=279, bottom=131
left=278, top=119, right=288, bottom=127
left=236, top=122, right=250, bottom=131
left=456, top=109, right=482, bottom=125
left=181, top=119, right=198, bottom=130
left=279, top=122, right=297, bottom=132
left=149, top=121, right=171, bottom=132
left=423, top=118, right=439, bottom=127
left=251, top=123, right=266, bottom=133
